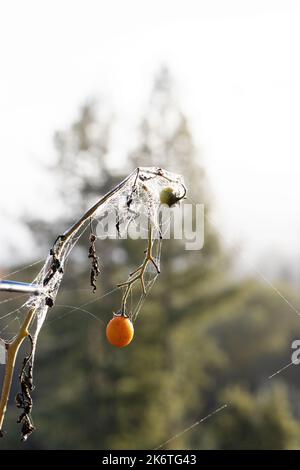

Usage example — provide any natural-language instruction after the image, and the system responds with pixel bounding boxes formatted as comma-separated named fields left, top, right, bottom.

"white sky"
left=0, top=0, right=299, bottom=277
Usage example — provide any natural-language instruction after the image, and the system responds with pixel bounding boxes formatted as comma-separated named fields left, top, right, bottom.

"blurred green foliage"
left=1, top=68, right=300, bottom=449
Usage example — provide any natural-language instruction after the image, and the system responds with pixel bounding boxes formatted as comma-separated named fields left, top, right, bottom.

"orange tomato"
left=106, top=315, right=134, bottom=347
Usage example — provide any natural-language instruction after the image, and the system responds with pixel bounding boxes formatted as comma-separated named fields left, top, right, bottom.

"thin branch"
left=0, top=169, right=141, bottom=437
left=0, top=307, right=36, bottom=436
left=57, top=168, right=138, bottom=248
left=118, top=221, right=160, bottom=314
left=0, top=167, right=185, bottom=438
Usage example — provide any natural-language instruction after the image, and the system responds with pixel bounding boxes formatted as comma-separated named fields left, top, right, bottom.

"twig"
left=0, top=307, right=36, bottom=436
left=0, top=167, right=185, bottom=438
left=118, top=221, right=160, bottom=314
left=0, top=169, right=140, bottom=437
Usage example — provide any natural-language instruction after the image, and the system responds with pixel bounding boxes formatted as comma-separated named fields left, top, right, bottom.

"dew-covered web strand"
left=53, top=304, right=105, bottom=326
left=169, top=195, right=300, bottom=446
left=88, top=190, right=299, bottom=446
left=46, top=286, right=120, bottom=326
left=47, top=270, right=156, bottom=327
left=0, top=316, right=21, bottom=337
left=15, top=213, right=153, bottom=333
left=0, top=219, right=101, bottom=347
left=268, top=361, right=294, bottom=380
left=0, top=168, right=185, bottom=439
left=132, top=276, right=158, bottom=323
left=1, top=258, right=45, bottom=280
left=131, top=254, right=162, bottom=321
left=43, top=221, right=162, bottom=326
left=0, top=305, right=25, bottom=323
left=0, top=293, right=28, bottom=306
left=186, top=196, right=300, bottom=377
left=186, top=195, right=300, bottom=318
left=154, top=403, right=229, bottom=450
left=134, top=241, right=161, bottom=320
left=0, top=258, right=45, bottom=330
left=48, top=267, right=158, bottom=326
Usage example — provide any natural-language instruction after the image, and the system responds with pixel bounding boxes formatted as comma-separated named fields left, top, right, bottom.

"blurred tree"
left=1, top=68, right=300, bottom=451
left=26, top=67, right=237, bottom=449
left=123, top=67, right=245, bottom=448
left=201, top=384, right=300, bottom=450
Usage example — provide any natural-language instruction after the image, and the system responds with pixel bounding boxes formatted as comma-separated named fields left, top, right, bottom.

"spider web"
left=0, top=167, right=185, bottom=365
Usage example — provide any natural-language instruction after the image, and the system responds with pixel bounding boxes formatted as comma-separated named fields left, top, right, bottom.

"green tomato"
left=159, top=187, right=180, bottom=207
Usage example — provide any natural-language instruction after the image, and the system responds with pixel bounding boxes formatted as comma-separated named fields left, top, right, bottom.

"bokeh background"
left=1, top=0, right=300, bottom=449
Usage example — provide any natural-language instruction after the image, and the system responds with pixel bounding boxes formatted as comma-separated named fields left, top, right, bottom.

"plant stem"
left=58, top=169, right=138, bottom=249
left=119, top=221, right=160, bottom=314
left=0, top=307, right=36, bottom=435
left=0, top=170, right=139, bottom=436
left=0, top=167, right=179, bottom=436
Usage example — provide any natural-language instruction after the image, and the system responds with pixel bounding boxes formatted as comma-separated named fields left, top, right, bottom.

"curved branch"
left=118, top=222, right=160, bottom=314
left=0, top=307, right=36, bottom=435
left=0, top=166, right=184, bottom=438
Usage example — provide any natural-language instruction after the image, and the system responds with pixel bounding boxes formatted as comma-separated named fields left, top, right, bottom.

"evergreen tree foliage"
left=1, top=69, right=300, bottom=450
